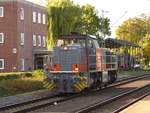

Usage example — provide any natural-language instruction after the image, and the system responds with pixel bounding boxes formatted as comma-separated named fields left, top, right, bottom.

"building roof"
left=105, top=38, right=140, bottom=48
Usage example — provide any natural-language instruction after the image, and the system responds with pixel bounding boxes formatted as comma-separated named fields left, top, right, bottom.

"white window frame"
left=0, top=33, right=4, bottom=43
left=0, top=59, right=4, bottom=70
left=0, top=7, right=4, bottom=17
left=38, top=35, right=41, bottom=46
left=38, top=13, right=41, bottom=23
left=21, top=58, right=25, bottom=71
left=33, top=34, right=36, bottom=46
left=20, top=8, right=24, bottom=20
left=20, top=33, right=24, bottom=46
left=43, top=36, right=46, bottom=47
left=33, top=11, right=36, bottom=23
left=42, top=14, right=46, bottom=24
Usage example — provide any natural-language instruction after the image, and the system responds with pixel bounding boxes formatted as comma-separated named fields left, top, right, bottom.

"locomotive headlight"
left=72, top=64, right=79, bottom=71
left=63, top=46, right=68, bottom=50
left=75, top=67, right=79, bottom=71
left=53, top=64, right=61, bottom=71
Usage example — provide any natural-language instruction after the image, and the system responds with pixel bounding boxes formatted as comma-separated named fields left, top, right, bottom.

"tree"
left=116, top=15, right=150, bottom=44
left=140, top=34, right=150, bottom=66
left=47, top=1, right=111, bottom=49
left=80, top=4, right=111, bottom=37
left=47, top=0, right=81, bottom=49
left=116, top=14, right=150, bottom=66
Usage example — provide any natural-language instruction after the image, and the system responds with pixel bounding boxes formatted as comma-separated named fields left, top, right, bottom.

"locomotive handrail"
left=99, top=55, right=118, bottom=70
left=49, top=71, right=79, bottom=73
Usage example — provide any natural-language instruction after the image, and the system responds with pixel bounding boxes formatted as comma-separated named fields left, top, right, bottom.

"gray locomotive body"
left=45, top=34, right=118, bottom=93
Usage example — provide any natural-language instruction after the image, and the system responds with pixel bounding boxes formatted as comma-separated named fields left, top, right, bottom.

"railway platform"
left=119, top=94, right=150, bottom=113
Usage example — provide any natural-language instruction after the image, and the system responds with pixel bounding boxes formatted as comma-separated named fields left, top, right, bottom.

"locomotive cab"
left=46, top=34, right=118, bottom=93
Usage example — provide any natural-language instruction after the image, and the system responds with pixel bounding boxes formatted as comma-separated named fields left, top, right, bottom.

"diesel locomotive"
left=45, top=34, right=118, bottom=93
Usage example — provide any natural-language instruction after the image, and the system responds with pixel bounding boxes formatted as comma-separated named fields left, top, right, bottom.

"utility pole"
left=101, top=9, right=109, bottom=39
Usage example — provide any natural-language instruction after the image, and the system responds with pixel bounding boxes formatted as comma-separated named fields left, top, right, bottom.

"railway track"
left=112, top=92, right=150, bottom=113
left=0, top=92, right=81, bottom=113
left=0, top=74, right=149, bottom=113
left=75, top=84, right=150, bottom=113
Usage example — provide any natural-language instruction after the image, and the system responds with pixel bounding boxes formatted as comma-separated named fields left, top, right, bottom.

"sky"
left=26, top=0, right=150, bottom=37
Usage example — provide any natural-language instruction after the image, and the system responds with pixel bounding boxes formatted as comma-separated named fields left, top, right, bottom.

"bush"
left=0, top=70, right=45, bottom=80
left=0, top=71, right=46, bottom=97
left=0, top=72, right=32, bottom=80
left=0, top=77, right=45, bottom=94
left=32, top=70, right=45, bottom=78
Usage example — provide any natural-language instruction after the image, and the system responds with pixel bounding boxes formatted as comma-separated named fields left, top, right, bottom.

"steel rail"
left=0, top=92, right=59, bottom=110
left=116, top=73, right=150, bottom=82
left=112, top=92, right=150, bottom=113
left=75, top=84, right=150, bottom=113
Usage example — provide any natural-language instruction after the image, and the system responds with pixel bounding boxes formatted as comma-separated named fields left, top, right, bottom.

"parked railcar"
left=45, top=34, right=118, bottom=93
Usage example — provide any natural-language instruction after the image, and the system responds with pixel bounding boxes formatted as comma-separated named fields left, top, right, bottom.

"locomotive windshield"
left=56, top=38, right=86, bottom=48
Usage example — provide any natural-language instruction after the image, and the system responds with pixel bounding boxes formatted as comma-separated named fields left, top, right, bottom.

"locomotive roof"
left=59, top=34, right=97, bottom=40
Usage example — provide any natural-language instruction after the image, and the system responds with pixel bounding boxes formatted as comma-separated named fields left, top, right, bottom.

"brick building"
left=0, top=0, right=48, bottom=72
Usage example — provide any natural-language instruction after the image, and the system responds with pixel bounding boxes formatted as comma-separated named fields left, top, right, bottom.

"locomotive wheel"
left=108, top=71, right=117, bottom=84
left=111, top=70, right=117, bottom=83
left=114, top=70, right=117, bottom=81
left=108, top=71, right=112, bottom=84
left=96, top=80, right=101, bottom=88
left=104, top=83, right=108, bottom=88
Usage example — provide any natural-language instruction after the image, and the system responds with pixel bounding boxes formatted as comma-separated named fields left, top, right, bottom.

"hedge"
left=0, top=70, right=45, bottom=80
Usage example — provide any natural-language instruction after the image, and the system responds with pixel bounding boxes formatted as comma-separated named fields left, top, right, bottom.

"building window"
left=33, top=11, right=36, bottom=23
left=12, top=48, right=17, bottom=54
left=20, top=33, right=24, bottom=45
left=20, top=59, right=25, bottom=71
left=0, top=59, right=4, bottom=70
left=38, top=35, right=41, bottom=46
left=42, top=14, right=46, bottom=24
left=33, top=35, right=36, bottom=46
left=0, top=33, right=4, bottom=43
left=43, top=36, right=46, bottom=47
left=38, top=13, right=41, bottom=23
left=20, top=8, right=24, bottom=20
left=0, top=7, right=4, bottom=17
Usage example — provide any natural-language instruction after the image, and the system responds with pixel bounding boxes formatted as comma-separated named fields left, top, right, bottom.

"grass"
left=118, top=69, right=150, bottom=78
left=0, top=77, right=44, bottom=96
left=0, top=70, right=46, bottom=97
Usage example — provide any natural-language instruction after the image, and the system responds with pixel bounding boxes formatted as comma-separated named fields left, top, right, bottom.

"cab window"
left=88, top=39, right=99, bottom=48
left=57, top=39, right=86, bottom=47
left=88, top=39, right=94, bottom=48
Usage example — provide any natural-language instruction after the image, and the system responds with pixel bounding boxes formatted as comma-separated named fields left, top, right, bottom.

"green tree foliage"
left=99, top=17, right=111, bottom=37
left=80, top=4, right=111, bottom=37
left=47, top=1, right=111, bottom=49
left=47, top=0, right=81, bottom=49
left=140, top=34, right=150, bottom=66
left=80, top=4, right=99, bottom=34
left=116, top=15, right=150, bottom=44
left=116, top=14, right=150, bottom=66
